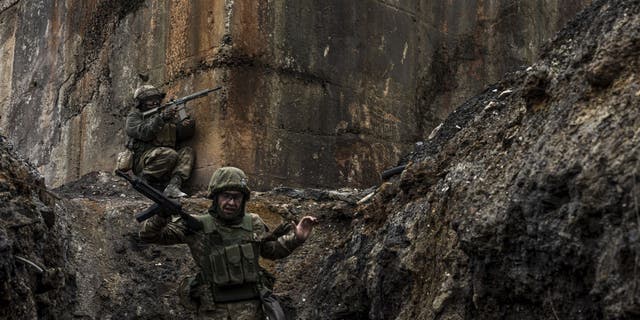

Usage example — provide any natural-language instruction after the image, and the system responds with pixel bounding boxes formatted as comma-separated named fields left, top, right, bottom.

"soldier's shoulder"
left=188, top=214, right=215, bottom=233
left=247, top=213, right=267, bottom=229
left=247, top=212, right=264, bottom=222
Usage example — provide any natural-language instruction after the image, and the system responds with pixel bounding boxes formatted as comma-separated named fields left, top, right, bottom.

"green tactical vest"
left=193, top=214, right=261, bottom=303
left=153, top=122, right=177, bottom=148
left=126, top=114, right=176, bottom=156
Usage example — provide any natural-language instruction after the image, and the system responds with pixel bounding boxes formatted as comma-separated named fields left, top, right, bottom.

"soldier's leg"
left=163, top=146, right=194, bottom=198
left=139, top=147, right=178, bottom=181
left=171, top=146, right=195, bottom=181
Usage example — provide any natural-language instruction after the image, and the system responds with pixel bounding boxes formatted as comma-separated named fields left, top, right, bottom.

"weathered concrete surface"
left=0, top=0, right=591, bottom=190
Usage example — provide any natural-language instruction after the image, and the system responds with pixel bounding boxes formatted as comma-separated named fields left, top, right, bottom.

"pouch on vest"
left=116, top=149, right=133, bottom=171
left=225, top=245, right=244, bottom=285
left=153, top=123, right=177, bottom=148
left=241, top=243, right=258, bottom=282
left=210, top=250, right=230, bottom=286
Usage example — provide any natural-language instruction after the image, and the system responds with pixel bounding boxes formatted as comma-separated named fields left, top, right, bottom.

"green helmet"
left=207, top=167, right=251, bottom=199
left=133, top=84, right=166, bottom=102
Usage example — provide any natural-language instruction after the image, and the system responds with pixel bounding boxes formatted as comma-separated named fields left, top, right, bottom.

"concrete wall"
left=0, top=0, right=591, bottom=190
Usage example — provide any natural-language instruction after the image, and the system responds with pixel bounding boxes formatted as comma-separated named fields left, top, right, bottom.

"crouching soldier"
left=139, top=167, right=318, bottom=319
left=125, top=84, right=195, bottom=198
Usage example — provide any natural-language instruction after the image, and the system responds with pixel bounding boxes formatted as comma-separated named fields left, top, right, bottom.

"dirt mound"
left=0, top=135, right=74, bottom=319
left=304, top=0, right=640, bottom=319
left=53, top=170, right=140, bottom=199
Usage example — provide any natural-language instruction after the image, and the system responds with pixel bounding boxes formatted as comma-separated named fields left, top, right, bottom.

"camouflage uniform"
left=140, top=167, right=302, bottom=319
left=124, top=84, right=195, bottom=197
left=125, top=107, right=195, bottom=182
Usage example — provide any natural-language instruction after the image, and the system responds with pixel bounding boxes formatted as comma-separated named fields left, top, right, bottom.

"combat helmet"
left=207, top=167, right=251, bottom=200
left=133, top=84, right=166, bottom=102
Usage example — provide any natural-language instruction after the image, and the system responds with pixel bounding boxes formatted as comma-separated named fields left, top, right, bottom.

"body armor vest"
left=126, top=116, right=176, bottom=157
left=153, top=123, right=177, bottom=148
left=194, top=214, right=261, bottom=302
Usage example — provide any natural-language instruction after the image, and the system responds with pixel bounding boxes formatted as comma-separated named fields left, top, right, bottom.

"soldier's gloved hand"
left=161, top=108, right=177, bottom=121
left=181, top=117, right=194, bottom=127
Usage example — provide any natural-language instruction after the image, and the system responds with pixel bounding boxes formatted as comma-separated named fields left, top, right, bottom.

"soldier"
left=139, top=166, right=318, bottom=319
left=125, top=84, right=195, bottom=198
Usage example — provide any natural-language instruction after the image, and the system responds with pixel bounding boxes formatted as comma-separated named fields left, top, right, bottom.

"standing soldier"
left=139, top=166, right=318, bottom=319
left=125, top=84, right=195, bottom=198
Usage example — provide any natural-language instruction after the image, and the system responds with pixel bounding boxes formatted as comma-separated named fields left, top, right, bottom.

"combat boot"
left=164, top=175, right=187, bottom=198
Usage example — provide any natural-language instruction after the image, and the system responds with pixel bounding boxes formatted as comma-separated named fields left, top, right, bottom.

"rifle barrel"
left=142, top=86, right=223, bottom=117
left=163, top=86, right=222, bottom=107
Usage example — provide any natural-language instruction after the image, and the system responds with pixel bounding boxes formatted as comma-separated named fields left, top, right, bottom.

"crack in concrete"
left=374, top=0, right=440, bottom=32
left=164, top=53, right=339, bottom=90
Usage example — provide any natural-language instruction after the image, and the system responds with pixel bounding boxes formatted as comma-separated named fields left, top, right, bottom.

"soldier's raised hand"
left=293, top=216, right=318, bottom=242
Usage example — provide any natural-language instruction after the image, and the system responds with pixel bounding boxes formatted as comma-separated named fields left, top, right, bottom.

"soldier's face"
left=217, top=191, right=245, bottom=218
left=141, top=97, right=161, bottom=110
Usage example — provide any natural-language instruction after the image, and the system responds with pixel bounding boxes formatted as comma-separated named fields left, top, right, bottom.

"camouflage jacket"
left=139, top=212, right=302, bottom=260
left=125, top=108, right=195, bottom=155
left=139, top=212, right=302, bottom=306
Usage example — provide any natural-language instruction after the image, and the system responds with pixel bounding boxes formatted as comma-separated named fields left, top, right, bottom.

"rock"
left=586, top=56, right=622, bottom=87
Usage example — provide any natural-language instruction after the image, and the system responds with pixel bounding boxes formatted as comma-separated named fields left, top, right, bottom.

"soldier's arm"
left=126, top=110, right=165, bottom=141
left=254, top=215, right=305, bottom=260
left=138, top=214, right=190, bottom=245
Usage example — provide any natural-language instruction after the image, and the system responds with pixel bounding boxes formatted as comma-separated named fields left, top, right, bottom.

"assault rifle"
left=142, top=86, right=222, bottom=121
left=115, top=170, right=202, bottom=230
